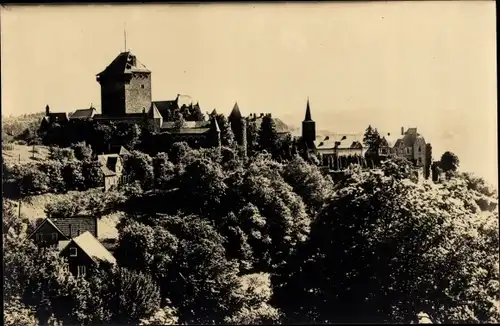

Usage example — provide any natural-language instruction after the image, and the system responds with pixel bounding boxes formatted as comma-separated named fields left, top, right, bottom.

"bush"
left=71, top=141, right=93, bottom=161
left=48, top=146, right=75, bottom=162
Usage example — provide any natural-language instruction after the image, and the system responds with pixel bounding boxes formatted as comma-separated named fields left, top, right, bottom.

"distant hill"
left=2, top=111, right=44, bottom=139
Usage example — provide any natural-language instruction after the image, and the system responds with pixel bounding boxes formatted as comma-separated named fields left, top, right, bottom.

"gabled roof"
left=28, top=218, right=69, bottom=240
left=97, top=154, right=121, bottom=176
left=97, top=51, right=150, bottom=78
left=148, top=103, right=163, bottom=119
left=211, top=116, right=221, bottom=132
left=69, top=108, right=96, bottom=120
left=47, top=112, right=69, bottom=123
left=64, top=231, right=117, bottom=265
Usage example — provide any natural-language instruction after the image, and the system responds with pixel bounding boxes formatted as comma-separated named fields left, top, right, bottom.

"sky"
left=1, top=2, right=497, bottom=184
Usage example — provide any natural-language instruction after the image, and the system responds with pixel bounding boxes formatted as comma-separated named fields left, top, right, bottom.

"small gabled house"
left=28, top=216, right=98, bottom=247
left=97, top=153, right=124, bottom=191
left=59, top=231, right=117, bottom=277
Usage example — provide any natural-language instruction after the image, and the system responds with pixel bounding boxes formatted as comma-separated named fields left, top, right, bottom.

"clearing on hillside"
left=2, top=143, right=51, bottom=165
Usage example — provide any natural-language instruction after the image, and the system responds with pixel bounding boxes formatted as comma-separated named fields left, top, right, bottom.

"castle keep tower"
left=302, top=97, right=316, bottom=147
left=96, top=52, right=152, bottom=117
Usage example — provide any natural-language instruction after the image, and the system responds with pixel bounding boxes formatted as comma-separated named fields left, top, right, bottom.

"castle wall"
left=125, top=72, right=152, bottom=114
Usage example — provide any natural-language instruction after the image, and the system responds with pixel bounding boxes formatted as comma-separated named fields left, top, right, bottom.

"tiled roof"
left=69, top=108, right=96, bottom=119
left=97, top=51, right=150, bottom=77
left=314, top=133, right=364, bottom=150
left=48, top=112, right=69, bottom=123
left=69, top=231, right=117, bottom=265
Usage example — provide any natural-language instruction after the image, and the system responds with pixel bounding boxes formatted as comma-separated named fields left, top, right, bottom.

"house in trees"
left=28, top=216, right=98, bottom=247
left=97, top=153, right=125, bottom=191
left=59, top=231, right=117, bottom=277
left=69, top=107, right=97, bottom=121
left=297, top=98, right=365, bottom=169
left=39, top=105, right=70, bottom=131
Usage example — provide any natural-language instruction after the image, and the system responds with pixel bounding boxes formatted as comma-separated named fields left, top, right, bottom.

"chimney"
left=401, top=127, right=404, bottom=135
left=260, top=113, right=264, bottom=118
left=46, top=105, right=50, bottom=116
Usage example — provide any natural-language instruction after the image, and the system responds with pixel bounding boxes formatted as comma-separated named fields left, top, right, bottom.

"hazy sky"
left=1, top=2, right=497, bottom=184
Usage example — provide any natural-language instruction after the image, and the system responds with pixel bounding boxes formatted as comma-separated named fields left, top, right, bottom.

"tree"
left=282, top=155, right=334, bottom=215
left=72, top=141, right=93, bottom=161
left=274, top=158, right=499, bottom=324
left=440, top=151, right=460, bottom=173
left=48, top=146, right=75, bottom=162
left=3, top=298, right=39, bottom=326
left=169, top=142, right=191, bottom=165
left=424, top=143, right=432, bottom=179
left=82, top=160, right=104, bottom=189
left=113, top=268, right=162, bottom=324
left=123, top=151, right=154, bottom=190
left=209, top=111, right=235, bottom=147
left=258, top=114, right=278, bottom=154
left=152, top=152, right=175, bottom=190
left=61, top=161, right=85, bottom=191
left=178, top=158, right=228, bottom=216
left=114, top=123, right=142, bottom=150
left=20, top=165, right=50, bottom=195
left=224, top=273, right=281, bottom=324
left=363, top=125, right=382, bottom=161
left=246, top=119, right=260, bottom=157
left=39, top=161, right=66, bottom=193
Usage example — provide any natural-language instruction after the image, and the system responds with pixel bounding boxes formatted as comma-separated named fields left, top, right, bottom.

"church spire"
left=304, top=97, right=312, bottom=121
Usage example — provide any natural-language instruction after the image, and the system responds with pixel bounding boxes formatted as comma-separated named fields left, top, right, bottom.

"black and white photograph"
left=1, top=2, right=498, bottom=325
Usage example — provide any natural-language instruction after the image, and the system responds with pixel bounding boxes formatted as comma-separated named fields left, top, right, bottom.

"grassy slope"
left=2, top=144, right=51, bottom=165
left=6, top=190, right=123, bottom=241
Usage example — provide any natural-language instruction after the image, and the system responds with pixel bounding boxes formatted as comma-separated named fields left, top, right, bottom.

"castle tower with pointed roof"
left=302, top=97, right=316, bottom=147
left=96, top=51, right=152, bottom=117
left=229, top=102, right=247, bottom=157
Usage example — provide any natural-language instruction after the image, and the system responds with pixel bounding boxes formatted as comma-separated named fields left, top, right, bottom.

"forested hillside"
left=3, top=132, right=499, bottom=325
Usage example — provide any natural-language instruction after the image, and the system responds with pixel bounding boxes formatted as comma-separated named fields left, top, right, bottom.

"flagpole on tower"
left=124, top=22, right=127, bottom=52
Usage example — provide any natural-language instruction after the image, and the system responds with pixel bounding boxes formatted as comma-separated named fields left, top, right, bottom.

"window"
left=141, top=84, right=145, bottom=89
left=77, top=229, right=81, bottom=236
left=35, top=233, right=43, bottom=242
left=51, top=233, right=58, bottom=241
left=418, top=146, right=421, bottom=152
left=70, top=247, right=77, bottom=257
left=77, top=265, right=87, bottom=277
